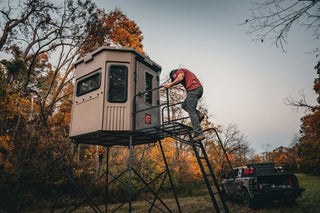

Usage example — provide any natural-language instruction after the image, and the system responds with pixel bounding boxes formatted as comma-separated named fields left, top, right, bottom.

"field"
left=53, top=173, right=319, bottom=213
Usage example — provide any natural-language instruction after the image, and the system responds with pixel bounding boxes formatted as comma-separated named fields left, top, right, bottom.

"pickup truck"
left=221, top=162, right=305, bottom=208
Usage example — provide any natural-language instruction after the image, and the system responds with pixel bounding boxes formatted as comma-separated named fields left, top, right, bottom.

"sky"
left=95, top=0, right=318, bottom=153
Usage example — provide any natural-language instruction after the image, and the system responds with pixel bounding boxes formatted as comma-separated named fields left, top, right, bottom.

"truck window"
left=228, top=169, right=239, bottom=178
left=108, top=65, right=128, bottom=103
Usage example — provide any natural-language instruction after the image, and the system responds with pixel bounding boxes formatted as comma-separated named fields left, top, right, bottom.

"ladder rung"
left=193, top=141, right=202, bottom=145
left=199, top=157, right=207, bottom=160
left=207, top=190, right=220, bottom=196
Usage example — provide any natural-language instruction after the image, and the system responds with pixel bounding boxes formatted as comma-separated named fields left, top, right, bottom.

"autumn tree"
left=246, top=0, right=320, bottom=174
left=269, top=146, right=296, bottom=167
left=80, top=8, right=145, bottom=56
left=0, top=0, right=147, bottom=210
left=0, top=0, right=96, bottom=133
left=246, top=134, right=301, bottom=171
left=295, top=63, right=320, bottom=174
left=0, top=0, right=98, bottom=211
left=204, top=123, right=253, bottom=178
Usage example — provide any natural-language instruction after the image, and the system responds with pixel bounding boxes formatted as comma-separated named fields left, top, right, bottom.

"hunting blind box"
left=69, top=47, right=162, bottom=146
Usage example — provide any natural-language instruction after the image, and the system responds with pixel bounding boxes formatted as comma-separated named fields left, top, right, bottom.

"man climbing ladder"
left=164, top=68, right=205, bottom=141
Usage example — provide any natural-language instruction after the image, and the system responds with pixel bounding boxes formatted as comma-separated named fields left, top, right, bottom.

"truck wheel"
left=283, top=197, right=296, bottom=206
left=242, top=189, right=253, bottom=208
left=220, top=186, right=229, bottom=201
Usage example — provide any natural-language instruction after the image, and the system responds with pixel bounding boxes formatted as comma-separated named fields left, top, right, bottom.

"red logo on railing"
left=145, top=114, right=151, bottom=124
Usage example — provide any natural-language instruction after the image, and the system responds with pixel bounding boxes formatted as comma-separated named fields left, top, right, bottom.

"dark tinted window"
left=145, top=73, right=153, bottom=105
left=76, top=72, right=101, bottom=96
left=228, top=169, right=239, bottom=178
left=108, top=65, right=128, bottom=103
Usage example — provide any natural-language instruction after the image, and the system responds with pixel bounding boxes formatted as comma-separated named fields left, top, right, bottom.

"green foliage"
left=175, top=181, right=205, bottom=198
left=0, top=59, right=26, bottom=75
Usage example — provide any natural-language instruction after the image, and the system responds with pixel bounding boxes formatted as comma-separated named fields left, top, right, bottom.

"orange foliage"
left=105, top=10, right=145, bottom=54
left=0, top=91, right=30, bottom=120
left=148, top=138, right=175, bottom=172
left=145, top=138, right=202, bottom=182
left=81, top=9, right=145, bottom=56
left=177, top=151, right=202, bottom=181
left=296, top=72, right=320, bottom=173
left=0, top=135, right=13, bottom=168
left=225, top=153, right=235, bottom=164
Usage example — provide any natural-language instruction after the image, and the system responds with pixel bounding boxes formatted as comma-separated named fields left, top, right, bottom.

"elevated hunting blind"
left=56, top=47, right=232, bottom=213
left=69, top=47, right=161, bottom=146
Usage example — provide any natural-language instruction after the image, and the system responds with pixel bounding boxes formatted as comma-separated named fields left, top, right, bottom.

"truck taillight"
left=243, top=167, right=254, bottom=176
left=289, top=176, right=293, bottom=187
left=249, top=167, right=254, bottom=175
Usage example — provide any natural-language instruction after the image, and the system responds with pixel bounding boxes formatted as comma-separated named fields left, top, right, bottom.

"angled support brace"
left=65, top=171, right=102, bottom=213
left=52, top=142, right=79, bottom=213
left=159, top=141, right=182, bottom=213
left=110, top=170, right=167, bottom=212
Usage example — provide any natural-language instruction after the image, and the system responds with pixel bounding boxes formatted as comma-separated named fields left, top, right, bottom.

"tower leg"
left=105, top=147, right=110, bottom=213
left=159, top=141, right=181, bottom=213
left=129, top=135, right=133, bottom=212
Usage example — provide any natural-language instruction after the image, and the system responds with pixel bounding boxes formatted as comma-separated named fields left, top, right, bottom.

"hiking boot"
left=193, top=134, right=205, bottom=141
left=197, top=111, right=205, bottom=122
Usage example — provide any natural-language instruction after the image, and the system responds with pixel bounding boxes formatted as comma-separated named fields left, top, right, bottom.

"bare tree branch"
left=284, top=89, right=314, bottom=112
left=245, top=0, right=320, bottom=51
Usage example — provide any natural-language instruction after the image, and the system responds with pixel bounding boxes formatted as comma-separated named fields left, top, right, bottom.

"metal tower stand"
left=51, top=135, right=181, bottom=213
left=53, top=86, right=232, bottom=213
left=150, top=122, right=231, bottom=213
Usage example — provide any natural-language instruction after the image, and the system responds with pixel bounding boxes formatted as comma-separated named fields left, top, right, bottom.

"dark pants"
left=182, top=87, right=203, bottom=136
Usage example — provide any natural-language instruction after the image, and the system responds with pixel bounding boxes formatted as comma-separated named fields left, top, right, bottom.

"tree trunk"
left=95, top=145, right=99, bottom=178
left=98, top=147, right=108, bottom=175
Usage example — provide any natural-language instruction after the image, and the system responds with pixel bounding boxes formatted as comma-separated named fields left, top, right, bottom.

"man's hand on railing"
left=164, top=84, right=170, bottom=89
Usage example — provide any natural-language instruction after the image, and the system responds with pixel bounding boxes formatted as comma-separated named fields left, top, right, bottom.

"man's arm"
left=164, top=72, right=184, bottom=89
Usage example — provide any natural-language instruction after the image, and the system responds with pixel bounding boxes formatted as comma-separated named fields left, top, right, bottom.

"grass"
left=52, top=173, right=319, bottom=213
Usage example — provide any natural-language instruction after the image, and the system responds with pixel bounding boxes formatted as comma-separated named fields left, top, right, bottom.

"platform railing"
left=133, top=85, right=191, bottom=131
left=133, top=85, right=234, bottom=171
left=133, top=85, right=163, bottom=131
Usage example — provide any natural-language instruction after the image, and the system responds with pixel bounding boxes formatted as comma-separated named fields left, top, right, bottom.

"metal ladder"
left=185, top=128, right=229, bottom=213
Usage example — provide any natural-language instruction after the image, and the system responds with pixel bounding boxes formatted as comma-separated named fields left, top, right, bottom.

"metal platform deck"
left=70, top=121, right=194, bottom=146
